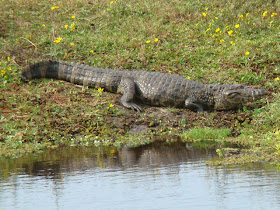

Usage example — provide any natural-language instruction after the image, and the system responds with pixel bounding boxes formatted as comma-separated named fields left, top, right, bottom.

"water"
left=0, top=143, right=280, bottom=210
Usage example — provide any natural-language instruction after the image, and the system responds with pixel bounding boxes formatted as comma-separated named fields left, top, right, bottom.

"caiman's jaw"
left=214, top=85, right=266, bottom=110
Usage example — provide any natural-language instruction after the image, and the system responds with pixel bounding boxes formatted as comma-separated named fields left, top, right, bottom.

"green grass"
left=0, top=0, right=280, bottom=165
left=182, top=127, right=230, bottom=141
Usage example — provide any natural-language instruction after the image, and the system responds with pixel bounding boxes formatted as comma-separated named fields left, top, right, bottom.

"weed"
left=216, top=149, right=223, bottom=158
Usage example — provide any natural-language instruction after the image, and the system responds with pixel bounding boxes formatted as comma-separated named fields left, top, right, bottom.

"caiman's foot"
left=120, top=78, right=142, bottom=112
left=122, top=102, right=142, bottom=112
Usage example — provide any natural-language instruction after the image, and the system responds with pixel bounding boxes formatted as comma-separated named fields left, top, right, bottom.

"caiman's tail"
left=21, top=60, right=60, bottom=81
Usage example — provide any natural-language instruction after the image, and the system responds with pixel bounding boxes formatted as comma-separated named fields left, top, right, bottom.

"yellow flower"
left=209, top=23, right=212, bottom=27
left=270, top=21, right=274, bottom=24
left=246, top=13, right=249, bottom=17
left=8, top=67, right=12, bottom=71
left=274, top=77, right=279, bottom=81
left=154, top=38, right=159, bottom=42
left=271, top=13, right=277, bottom=17
left=65, top=25, right=69, bottom=29
left=205, top=8, right=208, bottom=11
left=168, top=70, right=172, bottom=74
left=1, top=70, right=6, bottom=76
left=196, top=23, right=199, bottom=26
left=220, top=39, right=224, bottom=43
left=230, top=41, right=235, bottom=46
left=202, top=12, right=206, bottom=17
left=98, top=88, right=104, bottom=92
left=239, top=14, right=243, bottom=18
left=90, top=50, right=94, bottom=53
left=51, top=6, right=59, bottom=10
left=146, top=40, right=150, bottom=44
left=110, top=1, right=114, bottom=4
left=206, top=28, right=210, bottom=32
left=7, top=57, right=10, bottom=61
left=228, top=30, right=233, bottom=35
left=262, top=11, right=268, bottom=17
left=42, top=24, right=45, bottom=27
left=71, top=22, right=76, bottom=32
left=186, top=76, right=190, bottom=79
left=235, top=24, right=240, bottom=28
left=106, top=9, right=110, bottom=11
left=70, top=42, right=74, bottom=46
left=245, top=51, right=250, bottom=56
left=53, top=37, right=62, bottom=43
left=109, top=104, right=114, bottom=108
left=215, top=28, right=220, bottom=32
left=71, top=15, right=75, bottom=19
left=215, top=17, right=218, bottom=20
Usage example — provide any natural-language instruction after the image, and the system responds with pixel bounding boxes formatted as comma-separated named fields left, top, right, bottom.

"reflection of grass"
left=0, top=0, right=279, bottom=165
left=189, top=140, right=218, bottom=150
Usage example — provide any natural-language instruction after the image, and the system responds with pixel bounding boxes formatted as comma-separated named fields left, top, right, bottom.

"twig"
left=19, top=37, right=37, bottom=51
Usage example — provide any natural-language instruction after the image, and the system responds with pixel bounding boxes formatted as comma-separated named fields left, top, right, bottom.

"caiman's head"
left=185, top=84, right=266, bottom=112
left=213, top=84, right=266, bottom=111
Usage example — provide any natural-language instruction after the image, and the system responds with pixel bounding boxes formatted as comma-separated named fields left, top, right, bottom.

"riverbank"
left=0, top=0, right=279, bottom=166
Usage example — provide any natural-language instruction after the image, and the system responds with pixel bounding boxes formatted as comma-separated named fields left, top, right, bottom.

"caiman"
left=21, top=60, right=266, bottom=112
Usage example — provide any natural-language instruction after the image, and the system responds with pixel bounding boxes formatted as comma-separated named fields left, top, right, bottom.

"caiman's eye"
left=227, top=92, right=240, bottom=98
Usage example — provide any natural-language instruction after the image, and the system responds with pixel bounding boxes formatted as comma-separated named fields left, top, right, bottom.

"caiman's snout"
left=225, top=88, right=266, bottom=102
left=248, top=88, right=266, bottom=100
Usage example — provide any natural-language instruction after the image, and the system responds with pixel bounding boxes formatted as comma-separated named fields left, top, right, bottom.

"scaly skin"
left=21, top=60, right=266, bottom=112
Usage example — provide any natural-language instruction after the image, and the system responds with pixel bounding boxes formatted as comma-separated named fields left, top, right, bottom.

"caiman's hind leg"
left=120, top=78, right=142, bottom=112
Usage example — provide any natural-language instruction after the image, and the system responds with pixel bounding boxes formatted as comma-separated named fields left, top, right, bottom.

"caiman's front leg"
left=185, top=97, right=204, bottom=113
left=120, top=78, right=142, bottom=112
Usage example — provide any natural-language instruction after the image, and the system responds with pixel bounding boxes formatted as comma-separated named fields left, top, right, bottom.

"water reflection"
left=0, top=142, right=280, bottom=210
left=0, top=142, right=215, bottom=179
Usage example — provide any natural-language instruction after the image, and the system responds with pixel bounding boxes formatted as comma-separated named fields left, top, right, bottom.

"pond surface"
left=0, top=142, right=280, bottom=210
